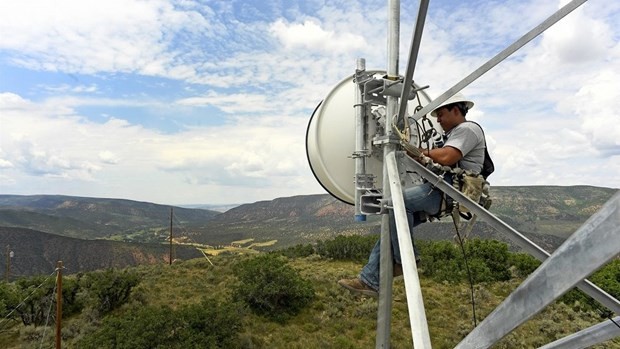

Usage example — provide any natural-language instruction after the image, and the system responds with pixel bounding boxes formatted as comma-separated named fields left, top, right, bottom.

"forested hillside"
left=0, top=194, right=219, bottom=240
left=0, top=227, right=202, bottom=279
left=1, top=236, right=618, bottom=348
left=0, top=186, right=616, bottom=278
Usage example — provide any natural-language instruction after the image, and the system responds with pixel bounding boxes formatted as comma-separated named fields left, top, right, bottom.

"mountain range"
left=0, top=185, right=616, bottom=278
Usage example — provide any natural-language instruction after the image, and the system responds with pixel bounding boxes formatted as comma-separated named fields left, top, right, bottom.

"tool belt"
left=430, top=170, right=492, bottom=221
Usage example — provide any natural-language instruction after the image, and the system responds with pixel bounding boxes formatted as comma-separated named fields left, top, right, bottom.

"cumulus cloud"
left=0, top=159, right=13, bottom=169
left=9, top=138, right=101, bottom=180
left=99, top=151, right=120, bottom=164
left=176, top=92, right=273, bottom=114
left=40, top=84, right=98, bottom=94
left=1, top=0, right=619, bottom=204
left=563, top=70, right=620, bottom=156
left=0, top=0, right=216, bottom=79
left=269, top=19, right=366, bottom=52
left=0, top=92, right=321, bottom=203
left=541, top=2, right=612, bottom=64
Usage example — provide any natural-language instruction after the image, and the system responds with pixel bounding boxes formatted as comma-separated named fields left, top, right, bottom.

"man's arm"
left=416, top=146, right=462, bottom=166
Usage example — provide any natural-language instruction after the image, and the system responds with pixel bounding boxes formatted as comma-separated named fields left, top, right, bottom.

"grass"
left=199, top=238, right=278, bottom=255
left=1, top=254, right=619, bottom=348
left=231, top=238, right=255, bottom=245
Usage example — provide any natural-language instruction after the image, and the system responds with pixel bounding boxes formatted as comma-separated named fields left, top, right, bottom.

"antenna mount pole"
left=375, top=0, right=399, bottom=347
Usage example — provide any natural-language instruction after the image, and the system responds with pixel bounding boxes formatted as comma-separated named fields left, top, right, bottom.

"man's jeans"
left=359, top=180, right=444, bottom=291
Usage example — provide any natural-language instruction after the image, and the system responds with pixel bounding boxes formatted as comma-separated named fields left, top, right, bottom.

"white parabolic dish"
left=306, top=71, right=436, bottom=205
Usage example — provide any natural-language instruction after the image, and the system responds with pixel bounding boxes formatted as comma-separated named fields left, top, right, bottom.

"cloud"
left=1, top=0, right=619, bottom=205
left=406, top=0, right=619, bottom=190
left=39, top=83, right=98, bottom=94
left=269, top=19, right=366, bottom=52
left=0, top=159, right=13, bottom=169
left=541, top=2, right=613, bottom=64
left=99, top=151, right=120, bottom=165
left=176, top=92, right=273, bottom=114
left=0, top=0, right=217, bottom=78
left=9, top=138, right=101, bottom=180
left=563, top=70, right=620, bottom=156
left=0, top=92, right=322, bottom=203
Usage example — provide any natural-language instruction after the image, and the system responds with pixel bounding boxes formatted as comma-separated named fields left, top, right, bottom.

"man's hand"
left=420, top=146, right=462, bottom=166
left=400, top=140, right=423, bottom=158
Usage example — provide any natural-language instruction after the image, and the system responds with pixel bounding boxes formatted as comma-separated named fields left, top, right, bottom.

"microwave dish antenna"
left=306, top=70, right=439, bottom=205
left=305, top=0, right=620, bottom=348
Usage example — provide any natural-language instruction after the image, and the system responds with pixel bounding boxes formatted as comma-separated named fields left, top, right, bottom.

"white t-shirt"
left=443, top=121, right=485, bottom=173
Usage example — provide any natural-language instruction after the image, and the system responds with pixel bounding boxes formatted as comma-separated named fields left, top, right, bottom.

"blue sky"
left=1, top=0, right=619, bottom=205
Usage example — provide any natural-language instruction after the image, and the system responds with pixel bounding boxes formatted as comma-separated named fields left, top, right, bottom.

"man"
left=338, top=93, right=486, bottom=297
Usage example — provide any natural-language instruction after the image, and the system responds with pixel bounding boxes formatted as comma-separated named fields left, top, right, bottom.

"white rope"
left=0, top=270, right=56, bottom=329
left=38, top=280, right=58, bottom=349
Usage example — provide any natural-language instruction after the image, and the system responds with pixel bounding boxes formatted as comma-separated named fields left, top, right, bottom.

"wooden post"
left=169, top=207, right=173, bottom=265
left=55, top=261, right=63, bottom=349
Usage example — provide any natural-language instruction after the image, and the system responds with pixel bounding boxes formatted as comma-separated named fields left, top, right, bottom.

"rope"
left=0, top=270, right=56, bottom=330
left=38, top=280, right=58, bottom=349
left=452, top=211, right=478, bottom=328
left=172, top=214, right=192, bottom=236
left=173, top=212, right=216, bottom=266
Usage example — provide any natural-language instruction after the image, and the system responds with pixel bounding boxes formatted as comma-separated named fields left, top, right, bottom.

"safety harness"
left=393, top=115, right=493, bottom=327
left=393, top=120, right=494, bottom=226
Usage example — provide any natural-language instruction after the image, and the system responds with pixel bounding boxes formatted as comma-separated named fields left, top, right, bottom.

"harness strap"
left=427, top=168, right=491, bottom=222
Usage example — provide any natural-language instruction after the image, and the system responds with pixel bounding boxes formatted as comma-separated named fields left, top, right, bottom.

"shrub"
left=418, top=239, right=515, bottom=283
left=0, top=282, right=19, bottom=320
left=559, top=259, right=620, bottom=316
left=590, top=259, right=620, bottom=301
left=418, top=240, right=462, bottom=282
left=465, top=239, right=512, bottom=282
left=77, top=299, right=242, bottom=348
left=232, top=254, right=314, bottom=322
left=78, top=268, right=140, bottom=315
left=315, top=235, right=376, bottom=262
left=276, top=243, right=315, bottom=258
left=13, top=274, right=82, bottom=326
left=509, top=252, right=541, bottom=277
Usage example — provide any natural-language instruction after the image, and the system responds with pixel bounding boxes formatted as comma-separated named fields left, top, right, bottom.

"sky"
left=0, top=0, right=619, bottom=206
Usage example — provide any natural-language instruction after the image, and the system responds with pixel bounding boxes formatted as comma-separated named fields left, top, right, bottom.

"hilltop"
left=186, top=185, right=616, bottom=251
left=0, top=185, right=616, bottom=277
left=0, top=194, right=219, bottom=240
left=0, top=226, right=203, bottom=279
left=1, top=252, right=618, bottom=348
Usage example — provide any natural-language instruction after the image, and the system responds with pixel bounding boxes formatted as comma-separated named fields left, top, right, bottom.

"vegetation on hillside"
left=0, top=236, right=618, bottom=348
left=232, top=254, right=315, bottom=323
left=0, top=194, right=218, bottom=240
left=3, top=187, right=616, bottom=257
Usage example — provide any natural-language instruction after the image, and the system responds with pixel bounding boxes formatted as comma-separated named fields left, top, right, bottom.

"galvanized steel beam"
left=403, top=154, right=620, bottom=316
left=411, top=0, right=588, bottom=121
left=396, top=0, right=430, bottom=125
left=386, top=151, right=432, bottom=348
left=456, top=190, right=620, bottom=348
left=538, top=316, right=620, bottom=349
left=375, top=1, right=400, bottom=347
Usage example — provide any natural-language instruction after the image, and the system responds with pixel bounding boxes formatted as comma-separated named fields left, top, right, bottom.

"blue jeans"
left=359, top=180, right=445, bottom=291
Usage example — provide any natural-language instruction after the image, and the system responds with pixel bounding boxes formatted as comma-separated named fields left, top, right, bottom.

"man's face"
left=434, top=106, right=460, bottom=132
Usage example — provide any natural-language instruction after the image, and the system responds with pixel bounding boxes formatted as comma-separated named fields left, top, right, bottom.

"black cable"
left=586, top=294, right=620, bottom=330
left=411, top=115, right=432, bottom=152
left=452, top=216, right=478, bottom=327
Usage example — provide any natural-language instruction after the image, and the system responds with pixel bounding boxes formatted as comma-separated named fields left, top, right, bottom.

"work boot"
left=337, top=278, right=378, bottom=297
